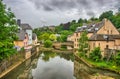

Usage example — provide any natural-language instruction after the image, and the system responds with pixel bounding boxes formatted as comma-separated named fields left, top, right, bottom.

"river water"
left=2, top=51, right=120, bottom=79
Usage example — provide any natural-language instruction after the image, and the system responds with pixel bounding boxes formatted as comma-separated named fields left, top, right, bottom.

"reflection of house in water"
left=74, top=60, right=91, bottom=79
left=17, top=55, right=39, bottom=79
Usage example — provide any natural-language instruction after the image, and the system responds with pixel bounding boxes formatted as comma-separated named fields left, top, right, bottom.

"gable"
left=97, top=19, right=119, bottom=35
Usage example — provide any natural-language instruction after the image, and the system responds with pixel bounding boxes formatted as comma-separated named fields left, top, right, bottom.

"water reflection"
left=2, top=51, right=120, bottom=79
left=2, top=51, right=74, bottom=79
left=32, top=52, right=74, bottom=79
left=74, top=56, right=120, bottom=79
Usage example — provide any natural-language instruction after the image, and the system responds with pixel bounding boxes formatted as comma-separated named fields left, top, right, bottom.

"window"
left=74, top=44, right=76, bottom=46
left=107, top=30, right=109, bottom=34
left=77, top=44, right=79, bottom=47
left=76, top=33, right=78, bottom=37
left=93, top=43, right=95, bottom=48
left=99, top=43, right=100, bottom=47
left=111, top=30, right=112, bottom=34
left=106, top=45, right=109, bottom=49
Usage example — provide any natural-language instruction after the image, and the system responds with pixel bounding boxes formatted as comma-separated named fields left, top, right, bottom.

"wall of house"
left=26, top=30, right=32, bottom=45
left=114, top=39, right=120, bottom=50
left=71, top=32, right=93, bottom=49
left=97, top=19, right=119, bottom=35
left=32, top=39, right=38, bottom=45
left=87, top=33, right=93, bottom=38
left=14, top=41, right=24, bottom=47
left=89, top=40, right=115, bottom=56
left=73, top=32, right=81, bottom=49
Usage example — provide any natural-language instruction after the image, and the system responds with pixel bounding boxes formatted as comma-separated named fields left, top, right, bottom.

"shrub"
left=44, top=40, right=52, bottom=48
left=115, top=52, right=120, bottom=66
left=89, top=47, right=102, bottom=62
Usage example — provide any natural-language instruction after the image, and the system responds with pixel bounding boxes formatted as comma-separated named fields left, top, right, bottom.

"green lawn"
left=83, top=57, right=120, bottom=72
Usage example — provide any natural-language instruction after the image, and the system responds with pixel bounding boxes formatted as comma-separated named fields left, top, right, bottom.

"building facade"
left=14, top=19, right=37, bottom=49
left=67, top=18, right=120, bottom=56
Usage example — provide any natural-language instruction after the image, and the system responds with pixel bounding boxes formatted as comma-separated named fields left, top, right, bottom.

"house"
left=32, top=33, right=38, bottom=45
left=14, top=19, right=37, bottom=49
left=67, top=18, right=120, bottom=57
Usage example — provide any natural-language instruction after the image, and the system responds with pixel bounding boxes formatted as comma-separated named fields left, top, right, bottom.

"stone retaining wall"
left=0, top=45, right=40, bottom=78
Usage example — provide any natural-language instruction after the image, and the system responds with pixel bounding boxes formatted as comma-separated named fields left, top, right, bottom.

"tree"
left=99, top=10, right=113, bottom=21
left=115, top=52, right=120, bottom=66
left=78, top=18, right=83, bottom=23
left=0, top=0, right=18, bottom=60
left=79, top=31, right=88, bottom=54
left=69, top=23, right=82, bottom=32
left=60, top=30, right=73, bottom=42
left=89, top=47, right=102, bottom=62
left=38, top=32, right=50, bottom=41
left=49, top=34, right=57, bottom=41
left=44, top=40, right=52, bottom=48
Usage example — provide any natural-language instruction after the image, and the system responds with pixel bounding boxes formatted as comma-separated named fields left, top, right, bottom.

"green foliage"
left=115, top=52, right=120, bottom=66
left=57, top=36, right=62, bottom=42
left=69, top=23, right=82, bottom=32
left=44, top=40, right=52, bottom=48
left=0, top=1, right=18, bottom=60
left=79, top=31, right=88, bottom=53
left=89, top=47, right=102, bottom=62
left=49, top=34, right=57, bottom=41
left=99, top=10, right=113, bottom=21
left=38, top=32, right=50, bottom=41
left=55, top=25, right=63, bottom=33
left=60, top=30, right=73, bottom=42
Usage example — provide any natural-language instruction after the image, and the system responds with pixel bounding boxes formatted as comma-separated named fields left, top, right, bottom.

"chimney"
left=17, top=19, right=21, bottom=26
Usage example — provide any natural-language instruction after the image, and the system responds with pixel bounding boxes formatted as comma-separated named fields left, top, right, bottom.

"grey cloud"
left=4, top=0, right=120, bottom=28
left=49, top=0, right=76, bottom=10
left=42, top=5, right=54, bottom=11
left=86, top=11, right=95, bottom=17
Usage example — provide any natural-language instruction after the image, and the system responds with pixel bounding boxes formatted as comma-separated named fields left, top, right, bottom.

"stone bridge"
left=53, top=41, right=74, bottom=49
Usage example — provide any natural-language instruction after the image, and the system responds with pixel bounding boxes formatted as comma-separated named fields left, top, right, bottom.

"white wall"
left=26, top=30, right=32, bottom=45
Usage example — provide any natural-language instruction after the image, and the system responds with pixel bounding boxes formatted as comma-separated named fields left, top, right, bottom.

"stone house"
left=67, top=18, right=120, bottom=56
left=14, top=19, right=37, bottom=49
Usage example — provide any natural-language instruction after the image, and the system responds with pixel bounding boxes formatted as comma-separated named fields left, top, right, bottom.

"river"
left=2, top=51, right=120, bottom=79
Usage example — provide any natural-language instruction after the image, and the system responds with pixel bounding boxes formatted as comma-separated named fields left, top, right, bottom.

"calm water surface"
left=2, top=51, right=120, bottom=79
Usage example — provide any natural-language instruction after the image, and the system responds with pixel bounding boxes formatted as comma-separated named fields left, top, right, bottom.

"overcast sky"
left=3, top=0, right=120, bottom=28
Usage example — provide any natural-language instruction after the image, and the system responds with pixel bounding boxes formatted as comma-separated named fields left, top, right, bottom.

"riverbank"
left=74, top=53, right=120, bottom=75
left=0, top=45, right=40, bottom=78
left=39, top=47, right=73, bottom=54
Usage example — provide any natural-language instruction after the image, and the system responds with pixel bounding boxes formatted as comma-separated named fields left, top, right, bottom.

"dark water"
left=2, top=51, right=120, bottom=79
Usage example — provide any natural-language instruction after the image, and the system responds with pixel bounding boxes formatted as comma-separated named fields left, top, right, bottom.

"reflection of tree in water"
left=41, top=51, right=57, bottom=62
left=74, top=57, right=120, bottom=79
left=74, top=60, right=92, bottom=79
left=58, top=53, right=74, bottom=61
left=40, top=51, right=74, bottom=62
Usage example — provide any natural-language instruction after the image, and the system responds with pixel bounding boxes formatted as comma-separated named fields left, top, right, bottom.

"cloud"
left=3, top=0, right=120, bottom=28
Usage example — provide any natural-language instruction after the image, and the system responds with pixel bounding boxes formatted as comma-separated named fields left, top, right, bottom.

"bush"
left=115, top=52, right=120, bottom=66
left=89, top=47, right=102, bottom=62
left=44, top=40, right=52, bottom=48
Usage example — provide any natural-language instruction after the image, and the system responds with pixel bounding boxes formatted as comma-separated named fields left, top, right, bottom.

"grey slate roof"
left=76, top=20, right=104, bottom=33
left=20, top=24, right=32, bottom=30
left=16, top=30, right=26, bottom=41
left=32, top=33, right=37, bottom=40
left=89, top=34, right=120, bottom=41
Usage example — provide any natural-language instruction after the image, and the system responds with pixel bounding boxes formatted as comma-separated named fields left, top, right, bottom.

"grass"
left=76, top=53, right=120, bottom=73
